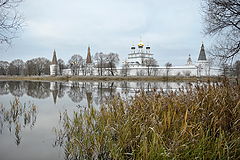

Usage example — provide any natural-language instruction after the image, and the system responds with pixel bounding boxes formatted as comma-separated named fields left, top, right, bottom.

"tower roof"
left=51, top=50, right=58, bottom=64
left=138, top=41, right=144, bottom=47
left=198, top=43, right=207, bottom=61
left=86, top=46, right=92, bottom=64
left=187, top=54, right=192, bottom=65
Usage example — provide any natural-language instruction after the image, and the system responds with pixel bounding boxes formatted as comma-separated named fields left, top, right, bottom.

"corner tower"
left=50, top=50, right=59, bottom=76
left=197, top=43, right=209, bottom=76
left=85, top=46, right=93, bottom=75
left=198, top=43, right=207, bottom=61
left=86, top=46, right=92, bottom=64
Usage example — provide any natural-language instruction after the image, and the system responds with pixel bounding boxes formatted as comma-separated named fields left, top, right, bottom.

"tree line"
left=66, top=52, right=120, bottom=76
left=0, top=58, right=50, bottom=76
left=0, top=52, right=120, bottom=76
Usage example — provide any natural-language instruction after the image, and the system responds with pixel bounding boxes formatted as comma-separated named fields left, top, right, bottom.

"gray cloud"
left=0, top=0, right=206, bottom=66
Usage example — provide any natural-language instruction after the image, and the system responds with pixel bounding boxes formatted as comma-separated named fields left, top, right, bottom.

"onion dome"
left=138, top=41, right=144, bottom=48
left=131, top=45, right=135, bottom=50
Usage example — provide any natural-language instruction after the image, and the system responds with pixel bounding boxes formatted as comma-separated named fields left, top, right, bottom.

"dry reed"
left=55, top=79, right=240, bottom=159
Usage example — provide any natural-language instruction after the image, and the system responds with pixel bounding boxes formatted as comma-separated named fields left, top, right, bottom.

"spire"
left=187, top=54, right=192, bottom=65
left=198, top=43, right=207, bottom=61
left=51, top=50, right=58, bottom=64
left=86, top=46, right=92, bottom=64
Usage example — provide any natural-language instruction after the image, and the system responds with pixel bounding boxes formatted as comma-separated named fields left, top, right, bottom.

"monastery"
left=50, top=41, right=221, bottom=77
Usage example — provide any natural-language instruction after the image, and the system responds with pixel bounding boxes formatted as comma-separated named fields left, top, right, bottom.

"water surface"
left=0, top=80, right=190, bottom=160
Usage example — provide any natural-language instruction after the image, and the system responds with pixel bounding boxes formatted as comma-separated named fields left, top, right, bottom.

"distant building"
left=51, top=41, right=221, bottom=77
left=50, top=50, right=59, bottom=76
left=123, top=41, right=220, bottom=76
left=127, top=41, right=154, bottom=67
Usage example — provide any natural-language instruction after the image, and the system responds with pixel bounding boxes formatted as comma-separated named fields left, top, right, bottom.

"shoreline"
left=0, top=75, right=225, bottom=82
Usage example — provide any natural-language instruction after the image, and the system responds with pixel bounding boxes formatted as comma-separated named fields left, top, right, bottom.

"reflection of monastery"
left=48, top=81, right=192, bottom=105
left=50, top=41, right=221, bottom=77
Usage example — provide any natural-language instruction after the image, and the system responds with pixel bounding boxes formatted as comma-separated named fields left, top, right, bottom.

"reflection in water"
left=0, top=98, right=37, bottom=145
left=58, top=83, right=65, bottom=98
left=68, top=82, right=84, bottom=103
left=27, top=82, right=50, bottom=99
left=8, top=81, right=26, bottom=97
left=0, top=80, right=191, bottom=159
left=0, top=81, right=189, bottom=107
left=0, top=81, right=9, bottom=95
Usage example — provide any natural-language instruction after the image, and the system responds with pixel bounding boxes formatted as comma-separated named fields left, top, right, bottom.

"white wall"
left=60, top=66, right=222, bottom=76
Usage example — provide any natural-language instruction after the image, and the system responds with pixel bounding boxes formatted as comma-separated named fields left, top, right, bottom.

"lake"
left=0, top=80, right=191, bottom=160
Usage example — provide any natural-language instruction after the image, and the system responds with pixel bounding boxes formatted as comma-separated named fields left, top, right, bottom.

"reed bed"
left=55, top=80, right=240, bottom=159
left=0, top=98, right=37, bottom=145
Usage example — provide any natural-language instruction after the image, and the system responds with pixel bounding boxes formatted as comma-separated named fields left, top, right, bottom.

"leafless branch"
left=0, top=0, right=23, bottom=45
left=202, top=0, right=240, bottom=62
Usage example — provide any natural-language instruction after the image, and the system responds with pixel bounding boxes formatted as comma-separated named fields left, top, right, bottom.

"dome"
left=131, top=44, right=135, bottom=50
left=138, top=41, right=144, bottom=48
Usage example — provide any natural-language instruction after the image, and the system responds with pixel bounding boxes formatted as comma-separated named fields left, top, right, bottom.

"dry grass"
left=54, top=79, right=240, bottom=159
left=0, top=98, right=37, bottom=145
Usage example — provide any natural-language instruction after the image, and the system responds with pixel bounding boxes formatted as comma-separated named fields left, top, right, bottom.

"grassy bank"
left=55, top=79, right=240, bottom=159
left=0, top=75, right=225, bottom=82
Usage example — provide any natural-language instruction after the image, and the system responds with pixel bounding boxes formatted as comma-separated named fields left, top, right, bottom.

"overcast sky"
left=0, top=0, right=208, bottom=66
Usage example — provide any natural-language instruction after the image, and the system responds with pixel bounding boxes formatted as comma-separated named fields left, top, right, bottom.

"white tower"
left=197, top=43, right=209, bottom=76
left=50, top=50, right=59, bottom=76
left=127, top=40, right=154, bottom=67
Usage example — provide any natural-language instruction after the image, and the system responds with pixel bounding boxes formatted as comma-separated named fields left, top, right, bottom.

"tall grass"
left=55, top=80, right=240, bottom=159
left=0, top=98, right=37, bottom=145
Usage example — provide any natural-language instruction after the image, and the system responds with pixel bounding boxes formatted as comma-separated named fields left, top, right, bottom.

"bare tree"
left=9, top=59, right=24, bottom=75
left=220, top=63, right=232, bottom=76
left=25, top=58, right=50, bottom=75
left=143, top=58, right=157, bottom=76
left=105, top=53, right=119, bottom=76
left=0, top=0, right=24, bottom=45
left=0, top=61, right=9, bottom=75
left=165, top=62, right=172, bottom=78
left=25, top=59, right=36, bottom=75
left=58, top=59, right=65, bottom=75
left=94, top=52, right=106, bottom=76
left=121, top=62, right=130, bottom=76
left=233, top=60, right=240, bottom=79
left=68, top=54, right=83, bottom=75
left=34, top=58, right=51, bottom=75
left=202, top=0, right=240, bottom=62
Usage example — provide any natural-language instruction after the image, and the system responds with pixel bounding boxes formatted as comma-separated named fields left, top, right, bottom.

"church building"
left=49, top=41, right=221, bottom=77
left=127, top=41, right=154, bottom=67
